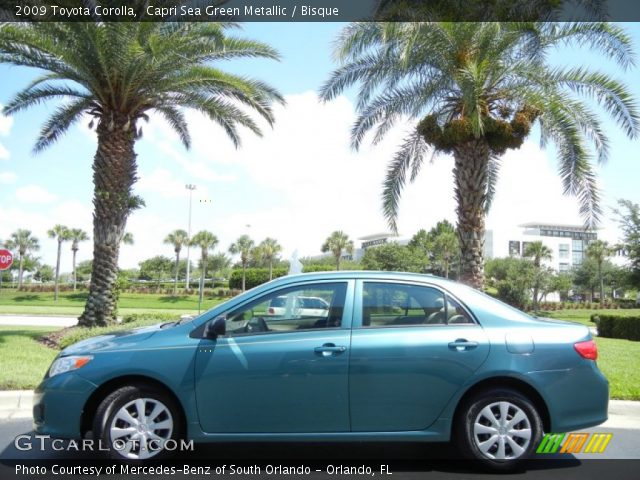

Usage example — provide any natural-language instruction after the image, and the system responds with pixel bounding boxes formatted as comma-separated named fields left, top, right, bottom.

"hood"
left=61, top=323, right=167, bottom=355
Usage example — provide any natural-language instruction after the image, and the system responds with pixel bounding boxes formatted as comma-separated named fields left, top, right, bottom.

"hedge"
left=591, top=314, right=640, bottom=341
left=229, top=268, right=288, bottom=290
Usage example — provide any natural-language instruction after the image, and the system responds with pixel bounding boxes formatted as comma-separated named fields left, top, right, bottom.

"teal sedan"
left=33, top=271, right=608, bottom=469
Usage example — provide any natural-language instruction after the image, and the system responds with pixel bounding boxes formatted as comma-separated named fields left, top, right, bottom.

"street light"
left=185, top=184, right=196, bottom=290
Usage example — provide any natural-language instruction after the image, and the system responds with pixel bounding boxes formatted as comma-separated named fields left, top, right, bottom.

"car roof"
left=264, top=271, right=454, bottom=289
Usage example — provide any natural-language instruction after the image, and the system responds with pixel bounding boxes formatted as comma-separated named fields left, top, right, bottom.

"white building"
left=485, top=222, right=598, bottom=272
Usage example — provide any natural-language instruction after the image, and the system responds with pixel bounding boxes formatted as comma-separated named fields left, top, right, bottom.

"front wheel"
left=455, top=388, right=543, bottom=470
left=93, top=385, right=182, bottom=460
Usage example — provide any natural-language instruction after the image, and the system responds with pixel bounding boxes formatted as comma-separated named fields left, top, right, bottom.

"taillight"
left=268, top=307, right=274, bottom=314
left=574, top=340, right=598, bottom=360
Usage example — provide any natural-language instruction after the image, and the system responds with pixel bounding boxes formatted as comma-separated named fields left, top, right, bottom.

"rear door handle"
left=314, top=343, right=347, bottom=357
left=448, top=339, right=479, bottom=351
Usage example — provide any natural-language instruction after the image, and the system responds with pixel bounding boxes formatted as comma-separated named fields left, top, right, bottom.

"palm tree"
left=321, top=22, right=638, bottom=289
left=229, top=235, right=255, bottom=291
left=258, top=238, right=282, bottom=280
left=587, top=239, right=613, bottom=302
left=321, top=231, right=354, bottom=271
left=164, top=229, right=189, bottom=296
left=1, top=21, right=283, bottom=326
left=190, top=231, right=219, bottom=304
left=121, top=232, right=134, bottom=246
left=48, top=225, right=70, bottom=301
left=524, top=241, right=553, bottom=311
left=4, top=230, right=40, bottom=289
left=68, top=228, right=89, bottom=291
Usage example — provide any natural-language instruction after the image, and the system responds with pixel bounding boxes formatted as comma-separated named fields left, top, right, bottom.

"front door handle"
left=448, top=339, right=479, bottom=351
left=314, top=343, right=347, bottom=357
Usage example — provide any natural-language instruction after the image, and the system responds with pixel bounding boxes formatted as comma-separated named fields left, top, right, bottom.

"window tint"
left=361, top=282, right=473, bottom=327
left=226, top=283, right=347, bottom=335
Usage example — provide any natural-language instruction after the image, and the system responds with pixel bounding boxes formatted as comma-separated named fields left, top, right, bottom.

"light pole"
left=185, top=184, right=196, bottom=291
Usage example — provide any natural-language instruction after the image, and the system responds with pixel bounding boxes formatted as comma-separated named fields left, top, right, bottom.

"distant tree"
left=485, top=257, right=535, bottom=309
left=430, top=221, right=459, bottom=278
left=48, top=225, right=70, bottom=301
left=138, top=256, right=173, bottom=288
left=524, top=241, right=553, bottom=310
left=571, top=258, right=620, bottom=301
left=321, top=231, right=354, bottom=271
left=362, top=242, right=426, bottom=272
left=191, top=231, right=219, bottom=300
left=68, top=228, right=89, bottom=291
left=229, top=235, right=255, bottom=291
left=257, top=238, right=282, bottom=280
left=164, top=229, right=189, bottom=295
left=204, top=253, right=231, bottom=280
left=76, top=260, right=93, bottom=281
left=33, top=264, right=54, bottom=283
left=4, top=229, right=40, bottom=289
left=121, top=232, right=134, bottom=246
left=614, top=199, right=640, bottom=288
left=550, top=273, right=573, bottom=302
left=586, top=240, right=613, bottom=301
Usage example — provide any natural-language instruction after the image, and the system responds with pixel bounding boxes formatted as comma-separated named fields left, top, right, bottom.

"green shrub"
left=58, top=313, right=180, bottom=349
left=228, top=268, right=288, bottom=290
left=594, top=314, right=640, bottom=341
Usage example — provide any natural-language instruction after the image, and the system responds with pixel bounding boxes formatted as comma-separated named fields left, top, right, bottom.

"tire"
left=455, top=388, right=543, bottom=471
left=93, top=385, right=182, bottom=460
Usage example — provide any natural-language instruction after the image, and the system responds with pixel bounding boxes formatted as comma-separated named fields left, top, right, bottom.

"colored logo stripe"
left=560, top=433, right=589, bottom=453
left=537, top=433, right=565, bottom=454
left=537, top=433, right=613, bottom=454
left=583, top=433, right=612, bottom=453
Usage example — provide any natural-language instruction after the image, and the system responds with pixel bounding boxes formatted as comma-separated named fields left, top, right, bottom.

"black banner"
left=2, top=0, right=640, bottom=22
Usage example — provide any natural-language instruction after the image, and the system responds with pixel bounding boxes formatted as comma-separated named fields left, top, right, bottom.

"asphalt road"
left=1, top=418, right=638, bottom=480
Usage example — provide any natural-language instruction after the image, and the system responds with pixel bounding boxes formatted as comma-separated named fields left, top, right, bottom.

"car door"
left=194, top=280, right=354, bottom=433
left=349, top=280, right=490, bottom=432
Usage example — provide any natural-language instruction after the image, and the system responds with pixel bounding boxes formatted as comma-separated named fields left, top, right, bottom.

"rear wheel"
left=93, top=385, right=182, bottom=460
left=455, top=388, right=543, bottom=470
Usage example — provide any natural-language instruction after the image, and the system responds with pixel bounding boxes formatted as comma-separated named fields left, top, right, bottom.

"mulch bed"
left=39, top=327, right=77, bottom=349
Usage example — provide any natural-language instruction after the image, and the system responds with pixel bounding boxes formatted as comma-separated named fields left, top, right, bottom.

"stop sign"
left=0, top=249, right=13, bottom=270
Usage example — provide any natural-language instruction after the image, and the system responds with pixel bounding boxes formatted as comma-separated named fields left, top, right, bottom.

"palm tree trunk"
left=72, top=248, right=78, bottom=292
left=54, top=240, right=62, bottom=301
left=269, top=260, right=273, bottom=281
left=242, top=263, right=246, bottom=291
left=336, top=255, right=340, bottom=271
left=199, top=259, right=206, bottom=307
left=78, top=114, right=137, bottom=327
left=453, top=140, right=488, bottom=290
left=18, top=254, right=24, bottom=289
left=598, top=262, right=604, bottom=302
left=173, top=251, right=180, bottom=296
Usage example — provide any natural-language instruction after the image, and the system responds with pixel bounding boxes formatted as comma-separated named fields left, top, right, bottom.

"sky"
left=1, top=22, right=640, bottom=272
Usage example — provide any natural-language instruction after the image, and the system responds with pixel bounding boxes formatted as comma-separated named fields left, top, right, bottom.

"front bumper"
left=33, top=373, right=97, bottom=439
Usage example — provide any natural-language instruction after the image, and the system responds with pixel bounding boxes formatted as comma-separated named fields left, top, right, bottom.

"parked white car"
left=267, top=295, right=329, bottom=318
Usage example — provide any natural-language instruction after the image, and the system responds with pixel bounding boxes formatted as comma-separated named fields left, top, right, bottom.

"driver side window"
left=226, top=282, right=348, bottom=335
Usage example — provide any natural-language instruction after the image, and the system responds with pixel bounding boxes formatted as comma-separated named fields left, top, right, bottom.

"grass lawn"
left=0, top=290, right=230, bottom=316
left=0, top=326, right=57, bottom=390
left=594, top=337, right=640, bottom=400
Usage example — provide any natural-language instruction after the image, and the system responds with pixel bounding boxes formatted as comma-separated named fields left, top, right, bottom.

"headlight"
left=48, top=355, right=93, bottom=378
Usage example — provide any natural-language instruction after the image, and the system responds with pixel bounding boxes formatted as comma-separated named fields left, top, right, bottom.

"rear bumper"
left=33, top=373, right=97, bottom=439
left=529, top=362, right=609, bottom=432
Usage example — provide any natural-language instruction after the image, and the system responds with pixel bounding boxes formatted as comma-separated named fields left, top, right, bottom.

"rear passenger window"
left=361, top=282, right=473, bottom=327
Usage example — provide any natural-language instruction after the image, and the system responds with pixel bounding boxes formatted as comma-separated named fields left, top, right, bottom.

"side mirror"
left=204, top=316, right=226, bottom=339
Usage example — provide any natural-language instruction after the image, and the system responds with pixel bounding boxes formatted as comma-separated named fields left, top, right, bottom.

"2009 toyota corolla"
left=34, top=271, right=608, bottom=468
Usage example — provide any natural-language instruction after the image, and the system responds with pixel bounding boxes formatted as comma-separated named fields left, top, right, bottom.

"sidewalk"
left=0, top=315, right=78, bottom=327
left=1, top=390, right=638, bottom=425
